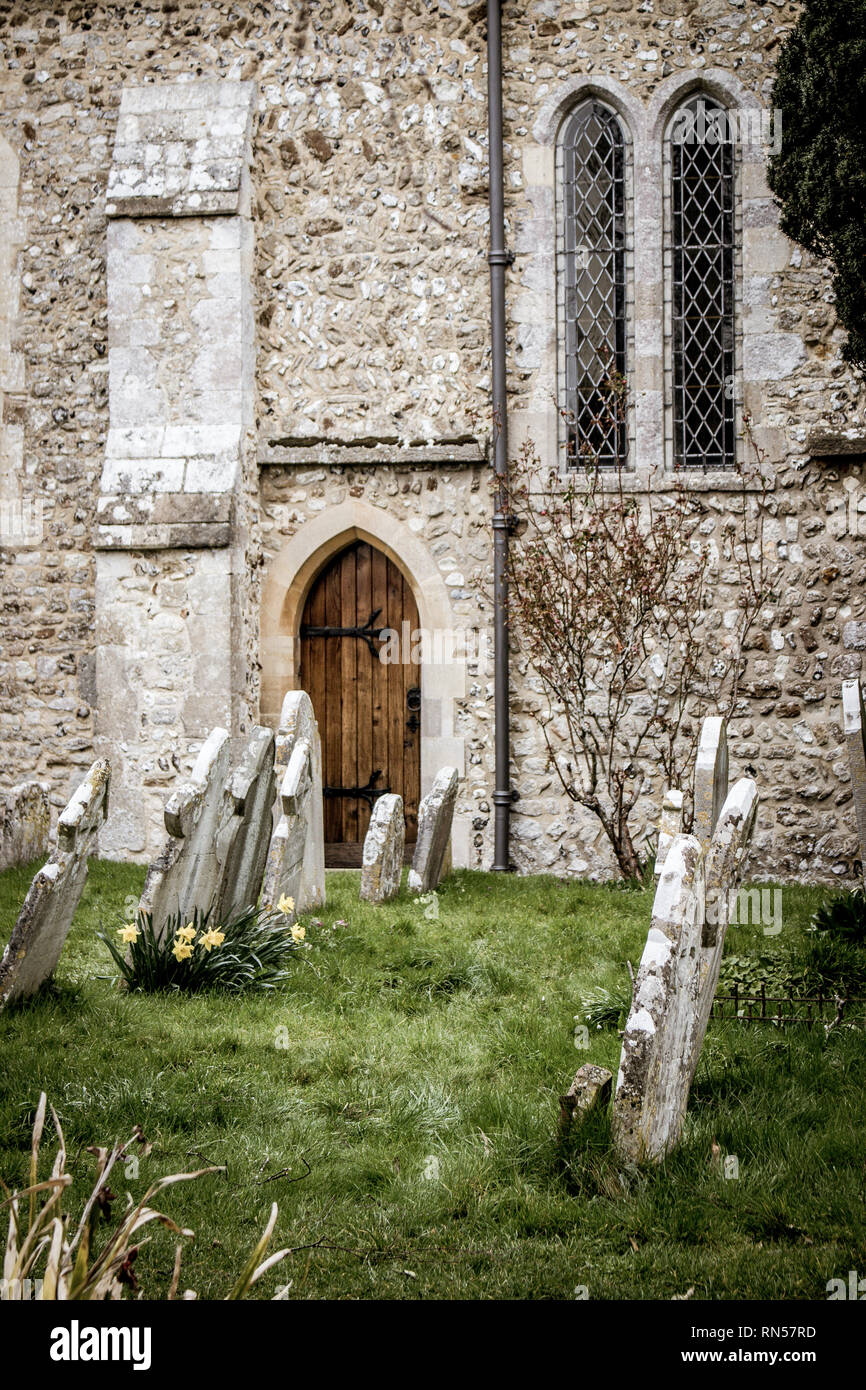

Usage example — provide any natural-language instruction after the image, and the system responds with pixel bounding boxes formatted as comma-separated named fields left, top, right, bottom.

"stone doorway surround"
left=260, top=495, right=469, bottom=867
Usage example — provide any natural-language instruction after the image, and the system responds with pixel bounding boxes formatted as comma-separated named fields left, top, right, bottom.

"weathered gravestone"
left=693, top=715, right=728, bottom=851
left=0, top=760, right=110, bottom=1009
left=611, top=834, right=706, bottom=1163
left=654, top=788, right=683, bottom=878
left=138, top=727, right=234, bottom=940
left=214, top=725, right=276, bottom=923
left=408, top=766, right=459, bottom=894
left=842, top=678, right=866, bottom=877
left=688, top=777, right=759, bottom=1083
left=559, top=1063, right=613, bottom=1134
left=261, top=691, right=325, bottom=917
left=0, top=781, right=50, bottom=872
left=360, top=793, right=405, bottom=903
left=612, top=777, right=759, bottom=1164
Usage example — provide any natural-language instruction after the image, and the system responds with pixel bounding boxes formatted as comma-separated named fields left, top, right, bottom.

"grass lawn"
left=1, top=859, right=864, bottom=1300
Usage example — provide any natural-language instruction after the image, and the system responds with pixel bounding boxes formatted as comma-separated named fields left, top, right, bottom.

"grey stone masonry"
left=0, top=761, right=110, bottom=1008
left=94, top=78, right=258, bottom=863
left=105, top=80, right=255, bottom=219
left=408, top=767, right=459, bottom=894
left=360, top=793, right=405, bottom=903
left=0, top=781, right=50, bottom=872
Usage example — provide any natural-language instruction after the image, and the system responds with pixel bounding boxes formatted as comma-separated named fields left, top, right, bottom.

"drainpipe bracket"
left=487, top=248, right=515, bottom=268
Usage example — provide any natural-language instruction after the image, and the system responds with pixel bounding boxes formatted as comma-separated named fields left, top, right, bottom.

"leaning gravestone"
left=0, top=760, right=110, bottom=1008
left=408, top=766, right=459, bottom=894
left=687, top=777, right=759, bottom=1083
left=139, top=727, right=234, bottom=940
left=0, top=781, right=50, bottom=871
left=842, top=678, right=866, bottom=877
left=261, top=691, right=325, bottom=916
left=360, top=793, right=405, bottom=903
left=214, top=725, right=276, bottom=923
left=693, top=715, right=728, bottom=851
left=611, top=833, right=706, bottom=1164
left=612, top=777, right=759, bottom=1164
left=654, top=788, right=683, bottom=878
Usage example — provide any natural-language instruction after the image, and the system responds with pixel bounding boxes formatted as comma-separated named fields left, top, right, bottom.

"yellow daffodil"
left=118, top=923, right=139, bottom=944
left=172, top=940, right=194, bottom=961
left=291, top=924, right=306, bottom=943
left=176, top=922, right=197, bottom=942
left=199, top=928, right=226, bottom=953
left=277, top=894, right=295, bottom=916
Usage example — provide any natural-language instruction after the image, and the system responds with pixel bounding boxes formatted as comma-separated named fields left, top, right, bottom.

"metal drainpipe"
left=487, top=0, right=512, bottom=872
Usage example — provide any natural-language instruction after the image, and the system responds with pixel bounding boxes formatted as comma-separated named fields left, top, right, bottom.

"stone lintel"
left=96, top=491, right=233, bottom=525
left=258, top=437, right=488, bottom=468
left=94, top=522, right=232, bottom=551
left=807, top=428, right=866, bottom=458
left=105, top=189, right=246, bottom=219
left=94, top=494, right=233, bottom=550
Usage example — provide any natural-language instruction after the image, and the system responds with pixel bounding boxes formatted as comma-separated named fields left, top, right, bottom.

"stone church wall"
left=0, top=1, right=863, bottom=879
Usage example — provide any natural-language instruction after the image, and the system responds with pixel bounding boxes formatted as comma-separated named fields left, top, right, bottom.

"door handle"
left=406, top=686, right=421, bottom=733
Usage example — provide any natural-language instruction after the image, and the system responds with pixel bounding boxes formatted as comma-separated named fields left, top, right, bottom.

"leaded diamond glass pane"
left=671, top=96, right=736, bottom=469
left=562, top=100, right=627, bottom=468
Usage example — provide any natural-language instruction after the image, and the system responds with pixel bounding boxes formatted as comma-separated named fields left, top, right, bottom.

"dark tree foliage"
left=768, top=0, right=866, bottom=370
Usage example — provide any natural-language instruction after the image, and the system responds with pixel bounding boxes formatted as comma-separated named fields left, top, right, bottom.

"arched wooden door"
left=300, top=541, right=421, bottom=867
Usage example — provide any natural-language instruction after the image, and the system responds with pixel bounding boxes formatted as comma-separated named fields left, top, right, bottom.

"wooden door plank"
left=402, top=571, right=421, bottom=842
left=340, top=545, right=358, bottom=845
left=385, top=555, right=404, bottom=840
left=370, top=545, right=389, bottom=839
left=325, top=554, right=344, bottom=844
left=355, top=541, right=374, bottom=846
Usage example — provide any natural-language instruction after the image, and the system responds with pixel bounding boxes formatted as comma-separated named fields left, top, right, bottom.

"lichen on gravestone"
left=408, top=766, right=459, bottom=894
left=214, top=724, right=276, bottom=923
left=693, top=716, right=728, bottom=852
left=360, top=793, right=405, bottom=903
left=687, top=777, right=759, bottom=1083
left=0, top=780, right=50, bottom=872
left=612, top=777, right=759, bottom=1164
left=559, top=1063, right=613, bottom=1134
left=654, top=788, right=683, bottom=878
left=0, top=760, right=110, bottom=1008
left=261, top=691, right=325, bottom=917
left=611, top=834, right=706, bottom=1164
left=138, top=727, right=234, bottom=941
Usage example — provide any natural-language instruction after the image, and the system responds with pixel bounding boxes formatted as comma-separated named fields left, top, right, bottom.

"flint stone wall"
left=0, top=3, right=864, bottom=881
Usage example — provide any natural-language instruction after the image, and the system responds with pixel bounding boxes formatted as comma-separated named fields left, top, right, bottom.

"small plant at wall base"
left=503, top=387, right=775, bottom=880
left=99, top=899, right=307, bottom=994
left=768, top=0, right=866, bottom=372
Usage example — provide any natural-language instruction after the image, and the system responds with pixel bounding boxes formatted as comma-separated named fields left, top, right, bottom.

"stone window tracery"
left=666, top=94, right=737, bottom=470
left=559, top=99, right=630, bottom=468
